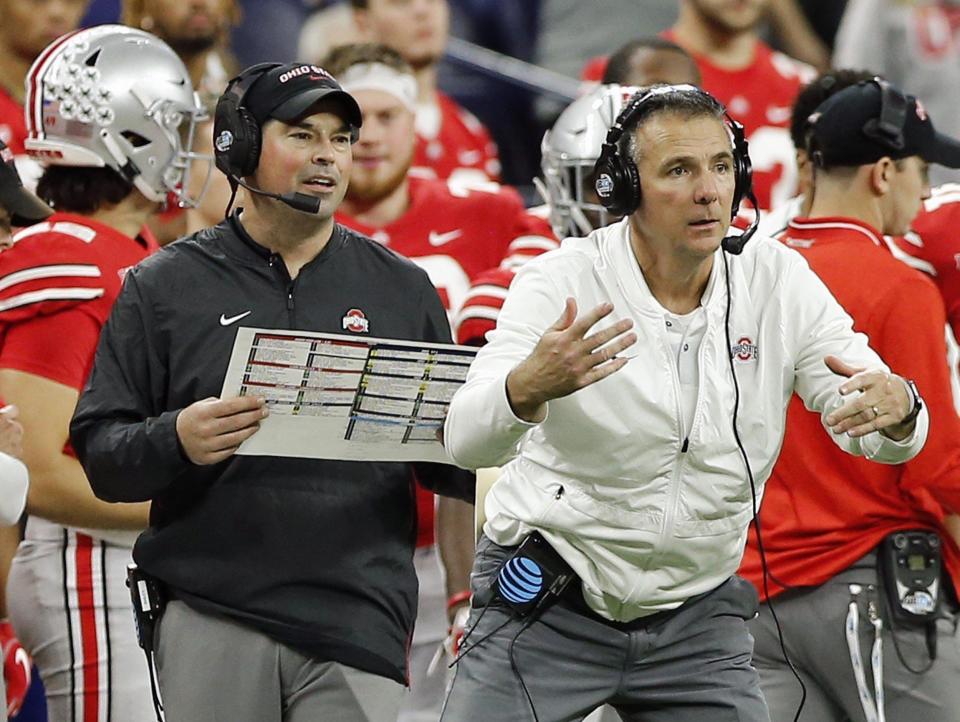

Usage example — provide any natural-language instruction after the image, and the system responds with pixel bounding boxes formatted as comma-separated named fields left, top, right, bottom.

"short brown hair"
left=322, top=43, right=412, bottom=79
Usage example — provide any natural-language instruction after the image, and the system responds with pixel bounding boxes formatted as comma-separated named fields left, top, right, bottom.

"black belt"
left=557, top=577, right=718, bottom=632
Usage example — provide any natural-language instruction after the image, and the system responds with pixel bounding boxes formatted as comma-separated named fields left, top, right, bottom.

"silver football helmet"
left=537, top=84, right=641, bottom=238
left=24, top=25, right=210, bottom=207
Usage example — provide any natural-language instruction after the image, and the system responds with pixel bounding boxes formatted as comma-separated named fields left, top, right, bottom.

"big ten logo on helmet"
left=342, top=308, right=370, bottom=334
left=278, top=65, right=333, bottom=84
left=731, top=336, right=759, bottom=362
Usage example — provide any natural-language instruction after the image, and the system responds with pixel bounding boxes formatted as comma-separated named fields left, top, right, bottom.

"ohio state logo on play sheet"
left=342, top=308, right=369, bottom=333
left=731, top=336, right=759, bottom=362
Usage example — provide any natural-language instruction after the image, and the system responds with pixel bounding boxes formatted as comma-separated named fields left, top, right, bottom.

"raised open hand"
left=506, top=299, right=637, bottom=422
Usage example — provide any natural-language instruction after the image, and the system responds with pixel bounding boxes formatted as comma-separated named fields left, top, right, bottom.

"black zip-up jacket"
left=70, top=214, right=474, bottom=684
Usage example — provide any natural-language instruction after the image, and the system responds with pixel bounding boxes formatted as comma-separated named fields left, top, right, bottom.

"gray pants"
left=441, top=536, right=770, bottom=722
left=750, top=552, right=960, bottom=722
left=155, top=600, right=404, bottom=722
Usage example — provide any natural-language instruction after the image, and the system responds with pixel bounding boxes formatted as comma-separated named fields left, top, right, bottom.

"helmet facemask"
left=119, top=86, right=212, bottom=208
left=538, top=140, right=614, bottom=239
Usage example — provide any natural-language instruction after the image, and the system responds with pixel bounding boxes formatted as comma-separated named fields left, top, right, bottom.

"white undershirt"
left=625, top=243, right=712, bottom=440
left=653, top=302, right=707, bottom=439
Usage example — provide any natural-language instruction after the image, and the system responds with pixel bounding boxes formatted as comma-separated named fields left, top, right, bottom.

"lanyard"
left=846, top=584, right=885, bottom=722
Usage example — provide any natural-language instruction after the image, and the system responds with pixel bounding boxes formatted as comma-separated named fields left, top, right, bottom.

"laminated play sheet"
left=220, top=327, right=477, bottom=462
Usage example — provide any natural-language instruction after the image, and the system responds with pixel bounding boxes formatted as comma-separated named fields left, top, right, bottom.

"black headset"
left=593, top=85, right=754, bottom=228
left=213, top=62, right=283, bottom=180
left=810, top=77, right=909, bottom=170
left=214, top=62, right=363, bottom=215
left=861, top=77, right=908, bottom=152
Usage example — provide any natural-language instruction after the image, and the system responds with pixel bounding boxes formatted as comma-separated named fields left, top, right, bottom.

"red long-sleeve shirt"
left=740, top=217, right=960, bottom=600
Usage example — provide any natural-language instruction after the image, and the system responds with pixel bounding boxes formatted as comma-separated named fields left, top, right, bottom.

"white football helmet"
left=538, top=84, right=641, bottom=238
left=24, top=25, right=210, bottom=207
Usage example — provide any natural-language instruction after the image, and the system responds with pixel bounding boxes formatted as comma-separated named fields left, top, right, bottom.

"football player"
left=0, top=26, right=207, bottom=722
left=666, top=0, right=817, bottom=211
left=351, top=0, right=501, bottom=185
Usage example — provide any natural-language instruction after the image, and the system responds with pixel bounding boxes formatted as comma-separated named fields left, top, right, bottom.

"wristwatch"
left=900, top=378, right=923, bottom=425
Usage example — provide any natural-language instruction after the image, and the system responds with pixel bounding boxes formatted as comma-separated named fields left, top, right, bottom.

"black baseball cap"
left=244, top=63, right=363, bottom=132
left=0, top=140, right=52, bottom=225
left=807, top=79, right=960, bottom=169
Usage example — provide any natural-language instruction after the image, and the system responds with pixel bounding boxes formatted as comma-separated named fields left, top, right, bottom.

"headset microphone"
left=230, top=175, right=322, bottom=214
left=720, top=188, right=760, bottom=255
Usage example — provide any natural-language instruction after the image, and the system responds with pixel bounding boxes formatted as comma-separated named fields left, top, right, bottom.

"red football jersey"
left=455, top=206, right=562, bottom=347
left=888, top=184, right=960, bottom=343
left=455, top=266, right=516, bottom=347
left=337, top=177, right=555, bottom=319
left=0, top=86, right=26, bottom=155
left=412, top=92, right=501, bottom=183
left=0, top=213, right=158, bottom=392
left=740, top=216, right=960, bottom=599
left=337, top=178, right=556, bottom=547
left=664, top=32, right=815, bottom=212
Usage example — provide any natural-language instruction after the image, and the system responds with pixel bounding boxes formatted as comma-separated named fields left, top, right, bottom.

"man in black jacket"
left=70, top=62, right=473, bottom=722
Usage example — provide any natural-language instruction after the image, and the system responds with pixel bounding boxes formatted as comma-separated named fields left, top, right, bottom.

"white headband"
left=338, top=63, right=418, bottom=113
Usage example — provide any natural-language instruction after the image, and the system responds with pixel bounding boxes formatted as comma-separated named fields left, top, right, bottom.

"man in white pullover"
left=441, top=84, right=929, bottom=722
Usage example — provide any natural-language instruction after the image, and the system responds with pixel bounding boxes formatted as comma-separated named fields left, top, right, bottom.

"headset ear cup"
left=214, top=62, right=283, bottom=180
left=594, top=155, right=621, bottom=215
left=212, top=101, right=261, bottom=179
left=731, top=154, right=747, bottom=215
left=729, top=120, right=753, bottom=218
left=595, top=148, right=641, bottom=217
left=213, top=95, right=240, bottom=178
left=236, top=108, right=262, bottom=177
left=623, top=157, right=640, bottom=214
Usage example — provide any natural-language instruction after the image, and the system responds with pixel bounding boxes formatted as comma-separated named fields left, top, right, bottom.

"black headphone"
left=593, top=85, right=754, bottom=225
left=810, top=77, right=909, bottom=170
left=861, top=77, right=908, bottom=152
left=213, top=62, right=283, bottom=180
